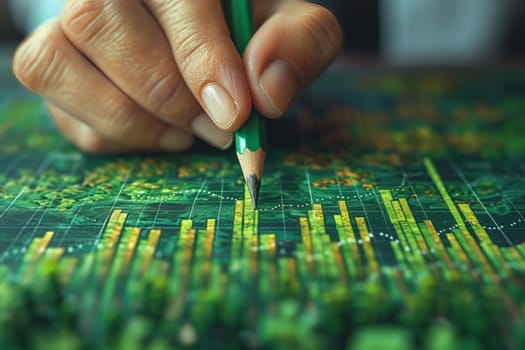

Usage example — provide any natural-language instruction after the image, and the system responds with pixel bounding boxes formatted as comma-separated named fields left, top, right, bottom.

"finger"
left=12, top=19, right=194, bottom=152
left=190, top=113, right=234, bottom=150
left=48, top=103, right=133, bottom=154
left=144, top=0, right=252, bottom=131
left=61, top=0, right=200, bottom=128
left=51, top=104, right=232, bottom=153
left=61, top=0, right=232, bottom=149
left=245, top=1, right=342, bottom=118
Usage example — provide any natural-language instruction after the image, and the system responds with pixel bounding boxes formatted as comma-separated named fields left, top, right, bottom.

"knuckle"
left=62, top=0, right=113, bottom=44
left=176, top=31, right=215, bottom=77
left=142, top=71, right=185, bottom=115
left=103, top=98, right=141, bottom=139
left=101, top=98, right=163, bottom=148
left=301, top=4, right=343, bottom=61
left=13, top=35, right=66, bottom=92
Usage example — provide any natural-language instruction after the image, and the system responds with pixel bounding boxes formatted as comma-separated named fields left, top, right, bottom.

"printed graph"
left=0, top=67, right=524, bottom=349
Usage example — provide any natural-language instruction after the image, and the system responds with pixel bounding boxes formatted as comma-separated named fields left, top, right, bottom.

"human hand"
left=13, top=0, right=342, bottom=153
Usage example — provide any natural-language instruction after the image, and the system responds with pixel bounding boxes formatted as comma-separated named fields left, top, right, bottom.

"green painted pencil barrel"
left=224, top=0, right=268, bottom=157
left=235, top=111, right=267, bottom=153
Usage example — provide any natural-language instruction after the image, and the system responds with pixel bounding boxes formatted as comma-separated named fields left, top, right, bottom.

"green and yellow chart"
left=0, top=62, right=525, bottom=349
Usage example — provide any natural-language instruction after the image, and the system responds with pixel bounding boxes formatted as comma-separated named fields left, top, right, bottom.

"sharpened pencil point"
left=237, top=148, right=265, bottom=209
left=246, top=175, right=260, bottom=208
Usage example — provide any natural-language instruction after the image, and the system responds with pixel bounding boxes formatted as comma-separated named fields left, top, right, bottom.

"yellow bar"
left=243, top=185, right=255, bottom=236
left=259, top=234, right=276, bottom=298
left=331, top=242, right=346, bottom=283
left=80, top=252, right=95, bottom=283
left=424, top=158, right=468, bottom=232
left=356, top=217, right=379, bottom=274
left=45, top=247, right=64, bottom=260
left=141, top=229, right=161, bottom=275
left=233, top=200, right=244, bottom=236
left=517, top=243, right=525, bottom=260
left=457, top=228, right=498, bottom=284
left=391, top=201, right=407, bottom=222
left=170, top=220, right=196, bottom=293
left=409, top=222, right=430, bottom=257
left=379, top=191, right=412, bottom=260
left=399, top=198, right=416, bottom=223
left=337, top=201, right=363, bottom=276
left=390, top=241, right=410, bottom=279
left=266, top=234, right=277, bottom=257
left=313, top=204, right=327, bottom=235
left=204, top=219, right=216, bottom=262
left=311, top=205, right=330, bottom=279
left=399, top=198, right=432, bottom=262
left=398, top=195, right=430, bottom=259
left=399, top=221, right=425, bottom=265
left=481, top=243, right=509, bottom=280
left=40, top=231, right=54, bottom=252
left=32, top=245, right=64, bottom=285
left=424, top=160, right=499, bottom=283
left=180, top=219, right=193, bottom=237
left=58, top=256, right=78, bottom=285
left=309, top=205, right=329, bottom=277
left=25, top=238, right=42, bottom=265
left=181, top=229, right=196, bottom=284
left=249, top=234, right=258, bottom=279
left=446, top=233, right=471, bottom=269
left=229, top=199, right=245, bottom=274
left=122, top=227, right=141, bottom=274
left=206, top=219, right=216, bottom=240
left=424, top=220, right=454, bottom=270
left=501, top=246, right=525, bottom=271
left=380, top=189, right=393, bottom=201
left=299, top=217, right=314, bottom=272
left=278, top=257, right=299, bottom=294
left=338, top=201, right=356, bottom=236
left=100, top=212, right=127, bottom=279
left=104, top=210, right=122, bottom=235
left=300, top=217, right=312, bottom=254
left=458, top=203, right=492, bottom=244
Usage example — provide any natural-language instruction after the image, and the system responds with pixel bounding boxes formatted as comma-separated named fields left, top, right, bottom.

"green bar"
left=101, top=226, right=135, bottom=311
left=424, top=158, right=468, bottom=232
left=334, top=215, right=356, bottom=280
left=400, top=221, right=425, bottom=266
left=191, top=229, right=206, bottom=290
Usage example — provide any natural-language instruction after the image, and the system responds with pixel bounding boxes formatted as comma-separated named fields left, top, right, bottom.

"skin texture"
left=12, top=0, right=342, bottom=154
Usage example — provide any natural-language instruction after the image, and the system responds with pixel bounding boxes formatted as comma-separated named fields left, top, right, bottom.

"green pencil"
left=224, top=0, right=267, bottom=208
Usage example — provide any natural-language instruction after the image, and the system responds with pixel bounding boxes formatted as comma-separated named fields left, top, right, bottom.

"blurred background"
left=1, top=0, right=525, bottom=64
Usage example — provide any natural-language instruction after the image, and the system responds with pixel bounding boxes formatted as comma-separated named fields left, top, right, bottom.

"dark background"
left=1, top=0, right=524, bottom=57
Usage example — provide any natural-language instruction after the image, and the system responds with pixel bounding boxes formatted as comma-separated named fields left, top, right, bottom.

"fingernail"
left=259, top=60, right=298, bottom=117
left=158, top=127, right=193, bottom=151
left=191, top=113, right=233, bottom=150
left=202, top=83, right=238, bottom=129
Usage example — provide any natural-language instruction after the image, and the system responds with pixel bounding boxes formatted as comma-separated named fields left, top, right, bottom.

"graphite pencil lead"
left=246, top=175, right=260, bottom=208
left=236, top=148, right=266, bottom=208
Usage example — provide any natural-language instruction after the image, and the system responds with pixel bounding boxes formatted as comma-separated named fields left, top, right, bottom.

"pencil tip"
left=246, top=175, right=260, bottom=208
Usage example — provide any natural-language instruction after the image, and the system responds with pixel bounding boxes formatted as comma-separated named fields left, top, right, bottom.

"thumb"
left=144, top=0, right=252, bottom=130
left=245, top=1, right=342, bottom=118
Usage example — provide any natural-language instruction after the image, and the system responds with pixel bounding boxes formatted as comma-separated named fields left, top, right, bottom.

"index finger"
left=144, top=0, right=252, bottom=131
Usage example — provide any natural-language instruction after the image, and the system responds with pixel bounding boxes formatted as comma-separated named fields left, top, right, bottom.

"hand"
left=13, top=0, right=342, bottom=153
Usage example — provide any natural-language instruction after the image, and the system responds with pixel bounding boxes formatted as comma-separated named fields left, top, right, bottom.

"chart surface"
left=1, top=61, right=525, bottom=349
